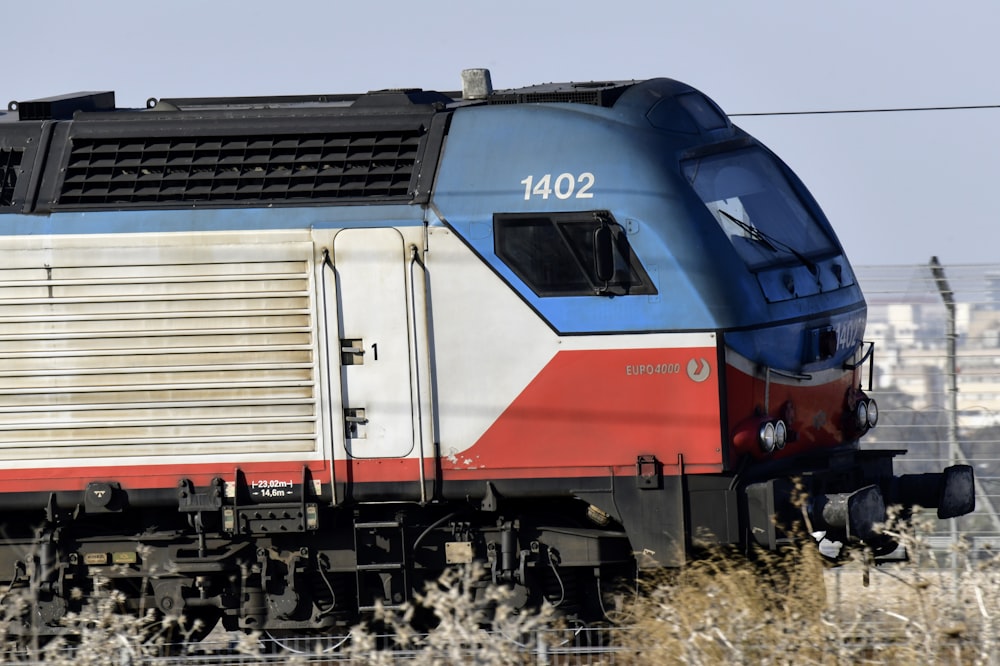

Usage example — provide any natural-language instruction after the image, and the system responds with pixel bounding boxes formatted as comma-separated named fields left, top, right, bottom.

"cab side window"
left=494, top=211, right=657, bottom=297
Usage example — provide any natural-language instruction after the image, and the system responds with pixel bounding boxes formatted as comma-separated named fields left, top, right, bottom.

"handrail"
left=320, top=248, right=339, bottom=507
left=843, top=340, right=874, bottom=371
left=408, top=244, right=433, bottom=505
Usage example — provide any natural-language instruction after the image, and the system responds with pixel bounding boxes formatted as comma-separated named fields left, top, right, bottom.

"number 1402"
left=520, top=173, right=595, bottom=200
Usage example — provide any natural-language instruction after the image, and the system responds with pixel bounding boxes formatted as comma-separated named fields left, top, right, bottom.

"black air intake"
left=57, top=129, right=425, bottom=207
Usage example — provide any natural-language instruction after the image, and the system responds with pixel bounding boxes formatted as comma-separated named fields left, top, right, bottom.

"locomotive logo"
left=687, top=358, right=711, bottom=383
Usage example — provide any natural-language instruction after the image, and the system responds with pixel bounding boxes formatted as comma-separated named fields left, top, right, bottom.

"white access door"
left=334, top=228, right=415, bottom=458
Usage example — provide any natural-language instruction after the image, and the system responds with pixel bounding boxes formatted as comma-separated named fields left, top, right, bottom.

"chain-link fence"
left=856, top=261, right=1000, bottom=553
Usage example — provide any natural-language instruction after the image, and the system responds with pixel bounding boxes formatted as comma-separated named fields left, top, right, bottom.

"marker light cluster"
left=758, top=419, right=788, bottom=453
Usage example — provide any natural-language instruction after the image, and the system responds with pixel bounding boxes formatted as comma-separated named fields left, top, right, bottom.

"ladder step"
left=357, top=562, right=404, bottom=571
left=354, top=520, right=402, bottom=529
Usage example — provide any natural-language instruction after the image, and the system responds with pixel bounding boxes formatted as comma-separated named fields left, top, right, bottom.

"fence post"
left=929, top=257, right=961, bottom=586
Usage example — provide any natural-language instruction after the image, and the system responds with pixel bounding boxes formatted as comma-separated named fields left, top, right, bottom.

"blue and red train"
left=0, top=69, right=973, bottom=635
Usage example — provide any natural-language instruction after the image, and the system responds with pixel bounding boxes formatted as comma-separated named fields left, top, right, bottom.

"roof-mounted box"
left=16, top=91, right=115, bottom=121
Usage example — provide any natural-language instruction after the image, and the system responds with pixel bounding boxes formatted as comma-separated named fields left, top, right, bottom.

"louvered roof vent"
left=487, top=81, right=631, bottom=108
left=56, top=125, right=429, bottom=208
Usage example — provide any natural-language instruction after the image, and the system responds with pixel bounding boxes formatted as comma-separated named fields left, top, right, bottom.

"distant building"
left=866, top=295, right=1000, bottom=430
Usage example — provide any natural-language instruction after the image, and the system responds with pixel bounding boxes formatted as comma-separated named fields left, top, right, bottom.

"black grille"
left=0, top=149, right=23, bottom=207
left=58, top=129, right=425, bottom=207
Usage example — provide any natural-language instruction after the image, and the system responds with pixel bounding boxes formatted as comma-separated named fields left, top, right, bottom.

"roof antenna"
left=461, top=69, right=493, bottom=100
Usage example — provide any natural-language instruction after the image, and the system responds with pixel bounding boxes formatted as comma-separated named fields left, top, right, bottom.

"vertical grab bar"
left=320, top=248, right=339, bottom=506
left=408, top=245, right=434, bottom=504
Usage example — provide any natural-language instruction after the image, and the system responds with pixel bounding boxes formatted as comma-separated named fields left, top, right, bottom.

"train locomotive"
left=0, top=69, right=975, bottom=636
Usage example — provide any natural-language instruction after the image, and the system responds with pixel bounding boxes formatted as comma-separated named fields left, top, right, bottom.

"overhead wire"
left=730, top=103, right=1000, bottom=117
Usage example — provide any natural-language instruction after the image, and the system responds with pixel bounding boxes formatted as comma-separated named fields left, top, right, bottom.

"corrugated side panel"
left=0, top=240, right=319, bottom=461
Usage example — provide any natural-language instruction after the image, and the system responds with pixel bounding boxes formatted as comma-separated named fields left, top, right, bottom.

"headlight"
left=774, top=420, right=788, bottom=449
left=866, top=399, right=878, bottom=428
left=759, top=421, right=776, bottom=453
left=734, top=416, right=793, bottom=456
left=855, top=401, right=869, bottom=430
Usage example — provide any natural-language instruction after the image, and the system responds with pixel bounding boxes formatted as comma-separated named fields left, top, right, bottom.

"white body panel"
left=311, top=225, right=433, bottom=473
left=334, top=228, right=415, bottom=458
left=424, top=226, right=557, bottom=456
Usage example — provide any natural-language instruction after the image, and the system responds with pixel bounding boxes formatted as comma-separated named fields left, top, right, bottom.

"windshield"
left=682, top=147, right=837, bottom=269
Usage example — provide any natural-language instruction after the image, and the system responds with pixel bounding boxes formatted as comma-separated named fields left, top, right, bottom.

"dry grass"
left=614, top=509, right=1000, bottom=665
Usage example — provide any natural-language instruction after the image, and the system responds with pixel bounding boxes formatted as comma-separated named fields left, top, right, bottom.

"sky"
left=5, top=1, right=999, bottom=267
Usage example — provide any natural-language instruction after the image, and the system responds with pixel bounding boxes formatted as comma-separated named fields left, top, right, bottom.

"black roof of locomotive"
left=2, top=78, right=638, bottom=122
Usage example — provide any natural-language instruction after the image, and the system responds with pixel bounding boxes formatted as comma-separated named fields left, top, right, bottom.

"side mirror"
left=594, top=225, right=615, bottom=282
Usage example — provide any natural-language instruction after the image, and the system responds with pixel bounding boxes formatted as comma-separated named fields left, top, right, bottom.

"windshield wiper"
left=718, top=209, right=777, bottom=252
left=718, top=208, right=817, bottom=274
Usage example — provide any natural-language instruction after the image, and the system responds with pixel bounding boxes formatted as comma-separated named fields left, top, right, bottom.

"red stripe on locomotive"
left=446, top=347, right=724, bottom=472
